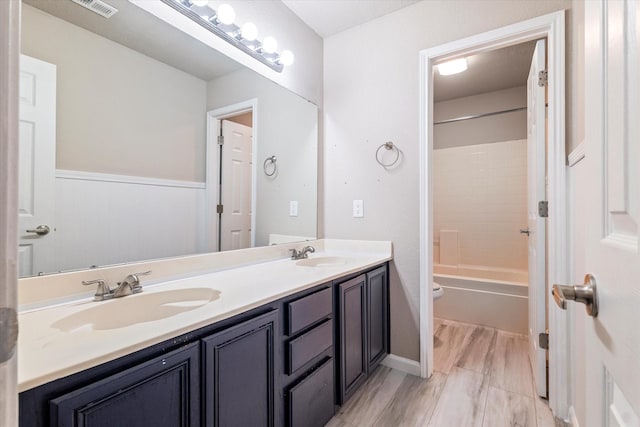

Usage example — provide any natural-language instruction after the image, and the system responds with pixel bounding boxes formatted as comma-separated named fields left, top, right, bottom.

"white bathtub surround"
left=17, top=239, right=391, bottom=391
left=433, top=264, right=528, bottom=334
left=433, top=139, right=528, bottom=271
left=438, top=230, right=459, bottom=266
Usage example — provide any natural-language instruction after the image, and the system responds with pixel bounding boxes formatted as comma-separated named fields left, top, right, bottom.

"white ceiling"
left=281, top=0, right=420, bottom=38
left=280, top=0, right=537, bottom=101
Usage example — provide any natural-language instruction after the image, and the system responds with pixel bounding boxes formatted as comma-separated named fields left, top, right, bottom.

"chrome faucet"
left=113, top=270, right=151, bottom=298
left=82, top=270, right=151, bottom=301
left=82, top=279, right=113, bottom=301
left=290, top=245, right=315, bottom=260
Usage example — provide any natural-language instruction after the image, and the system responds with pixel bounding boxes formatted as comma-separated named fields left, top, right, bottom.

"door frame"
left=418, top=10, right=568, bottom=418
left=0, top=0, right=20, bottom=425
left=206, top=99, right=258, bottom=252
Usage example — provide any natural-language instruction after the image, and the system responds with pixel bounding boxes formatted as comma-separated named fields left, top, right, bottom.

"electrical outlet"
left=289, top=201, right=298, bottom=217
left=353, top=200, right=364, bottom=218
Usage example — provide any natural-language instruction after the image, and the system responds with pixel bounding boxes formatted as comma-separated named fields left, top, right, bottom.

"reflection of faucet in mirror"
left=290, top=246, right=315, bottom=260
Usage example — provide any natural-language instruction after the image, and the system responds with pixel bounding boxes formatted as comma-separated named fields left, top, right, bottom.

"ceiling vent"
left=70, top=0, right=118, bottom=18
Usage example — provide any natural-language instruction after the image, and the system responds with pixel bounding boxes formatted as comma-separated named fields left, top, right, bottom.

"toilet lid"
left=433, top=281, right=441, bottom=290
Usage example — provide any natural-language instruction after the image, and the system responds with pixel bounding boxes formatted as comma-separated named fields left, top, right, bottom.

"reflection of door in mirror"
left=18, top=55, right=56, bottom=277
left=220, top=118, right=253, bottom=251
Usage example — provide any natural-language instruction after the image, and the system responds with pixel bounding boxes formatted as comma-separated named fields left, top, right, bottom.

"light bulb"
left=217, top=3, right=235, bottom=25
left=262, top=36, right=277, bottom=54
left=437, top=58, right=467, bottom=76
left=192, top=0, right=209, bottom=6
left=279, top=50, right=294, bottom=66
left=241, top=22, right=258, bottom=41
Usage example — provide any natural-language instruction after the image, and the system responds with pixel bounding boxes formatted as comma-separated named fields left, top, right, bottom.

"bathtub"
left=433, top=264, right=528, bottom=334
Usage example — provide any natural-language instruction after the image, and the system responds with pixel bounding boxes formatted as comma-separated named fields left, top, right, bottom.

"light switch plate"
left=289, top=201, right=298, bottom=217
left=353, top=200, right=364, bottom=218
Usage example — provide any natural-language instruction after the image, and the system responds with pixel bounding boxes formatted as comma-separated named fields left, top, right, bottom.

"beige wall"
left=21, top=5, right=208, bottom=182
left=435, top=86, right=527, bottom=149
left=324, top=0, right=576, bottom=361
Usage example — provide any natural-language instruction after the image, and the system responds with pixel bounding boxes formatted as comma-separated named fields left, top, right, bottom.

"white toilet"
left=433, top=281, right=444, bottom=300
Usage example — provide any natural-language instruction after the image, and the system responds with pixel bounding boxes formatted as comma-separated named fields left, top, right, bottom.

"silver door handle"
left=519, top=228, right=530, bottom=236
left=552, top=274, right=598, bottom=317
left=26, top=225, right=50, bottom=236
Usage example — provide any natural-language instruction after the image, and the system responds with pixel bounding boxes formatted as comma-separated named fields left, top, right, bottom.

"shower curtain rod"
left=434, top=106, right=527, bottom=125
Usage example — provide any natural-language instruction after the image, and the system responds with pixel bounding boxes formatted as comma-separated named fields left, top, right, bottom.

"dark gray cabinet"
left=336, top=265, right=389, bottom=404
left=337, top=275, right=368, bottom=403
left=202, top=310, right=279, bottom=427
left=366, top=266, right=388, bottom=372
left=20, top=263, right=388, bottom=427
left=49, top=342, right=200, bottom=427
left=282, top=286, right=335, bottom=427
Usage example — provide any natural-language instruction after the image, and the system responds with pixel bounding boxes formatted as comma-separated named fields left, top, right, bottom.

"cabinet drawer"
left=287, top=319, right=333, bottom=374
left=288, top=358, right=335, bottom=427
left=286, top=287, right=332, bottom=335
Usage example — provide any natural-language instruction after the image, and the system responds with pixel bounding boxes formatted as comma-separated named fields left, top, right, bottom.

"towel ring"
left=375, top=141, right=401, bottom=168
left=263, top=155, right=277, bottom=176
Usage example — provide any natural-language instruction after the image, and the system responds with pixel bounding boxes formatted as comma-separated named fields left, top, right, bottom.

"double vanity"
left=17, top=239, right=392, bottom=426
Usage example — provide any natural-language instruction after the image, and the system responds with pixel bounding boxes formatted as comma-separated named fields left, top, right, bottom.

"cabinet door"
left=50, top=342, right=200, bottom=427
left=337, top=274, right=367, bottom=404
left=366, top=266, right=389, bottom=371
left=202, top=310, right=279, bottom=427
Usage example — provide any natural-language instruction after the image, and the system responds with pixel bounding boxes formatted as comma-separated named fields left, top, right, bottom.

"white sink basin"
left=52, top=287, right=220, bottom=332
left=296, top=256, right=348, bottom=267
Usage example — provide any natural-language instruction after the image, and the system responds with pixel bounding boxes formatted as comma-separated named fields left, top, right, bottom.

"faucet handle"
left=289, top=249, right=300, bottom=259
left=125, top=270, right=151, bottom=290
left=82, top=279, right=113, bottom=301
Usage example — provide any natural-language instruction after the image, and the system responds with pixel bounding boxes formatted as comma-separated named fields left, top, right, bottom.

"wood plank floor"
left=327, top=318, right=566, bottom=427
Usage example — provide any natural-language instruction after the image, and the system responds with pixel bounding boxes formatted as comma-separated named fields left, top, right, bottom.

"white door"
left=219, top=120, right=253, bottom=251
left=582, top=1, right=640, bottom=425
left=526, top=39, right=547, bottom=398
left=18, top=55, right=56, bottom=277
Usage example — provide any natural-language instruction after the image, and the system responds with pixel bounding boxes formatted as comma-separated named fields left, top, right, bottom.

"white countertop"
left=18, top=241, right=392, bottom=392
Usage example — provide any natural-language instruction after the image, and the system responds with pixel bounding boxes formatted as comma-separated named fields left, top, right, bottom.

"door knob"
left=552, top=274, right=598, bottom=317
left=25, top=225, right=50, bottom=236
left=519, top=228, right=531, bottom=236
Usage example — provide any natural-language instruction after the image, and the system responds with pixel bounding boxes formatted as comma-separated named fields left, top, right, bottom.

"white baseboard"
left=568, top=406, right=580, bottom=427
left=380, top=354, right=421, bottom=376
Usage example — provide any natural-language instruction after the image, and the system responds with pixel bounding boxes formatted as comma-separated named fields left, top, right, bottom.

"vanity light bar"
left=160, top=0, right=293, bottom=72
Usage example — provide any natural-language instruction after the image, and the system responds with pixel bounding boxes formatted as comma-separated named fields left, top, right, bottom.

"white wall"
left=207, top=68, right=318, bottom=246
left=47, top=173, right=206, bottom=275
left=323, top=0, right=575, bottom=361
left=434, top=140, right=528, bottom=271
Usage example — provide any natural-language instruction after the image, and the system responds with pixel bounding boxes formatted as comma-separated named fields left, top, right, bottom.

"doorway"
left=206, top=99, right=258, bottom=252
left=419, top=10, right=568, bottom=418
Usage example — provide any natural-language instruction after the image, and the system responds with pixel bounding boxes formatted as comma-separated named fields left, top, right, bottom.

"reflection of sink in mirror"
left=296, top=257, right=348, bottom=267
left=51, top=288, right=220, bottom=332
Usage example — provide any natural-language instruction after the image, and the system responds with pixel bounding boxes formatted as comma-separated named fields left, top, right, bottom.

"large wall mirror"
left=18, top=0, right=318, bottom=278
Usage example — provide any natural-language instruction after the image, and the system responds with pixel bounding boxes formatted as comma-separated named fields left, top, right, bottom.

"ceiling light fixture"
left=162, top=0, right=294, bottom=72
left=437, top=58, right=468, bottom=76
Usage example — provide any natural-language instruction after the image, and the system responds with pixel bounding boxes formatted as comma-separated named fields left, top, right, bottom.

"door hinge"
left=539, top=331, right=549, bottom=350
left=538, top=70, right=548, bottom=87
left=538, top=200, right=549, bottom=218
left=217, top=135, right=224, bottom=146
left=216, top=204, right=223, bottom=214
